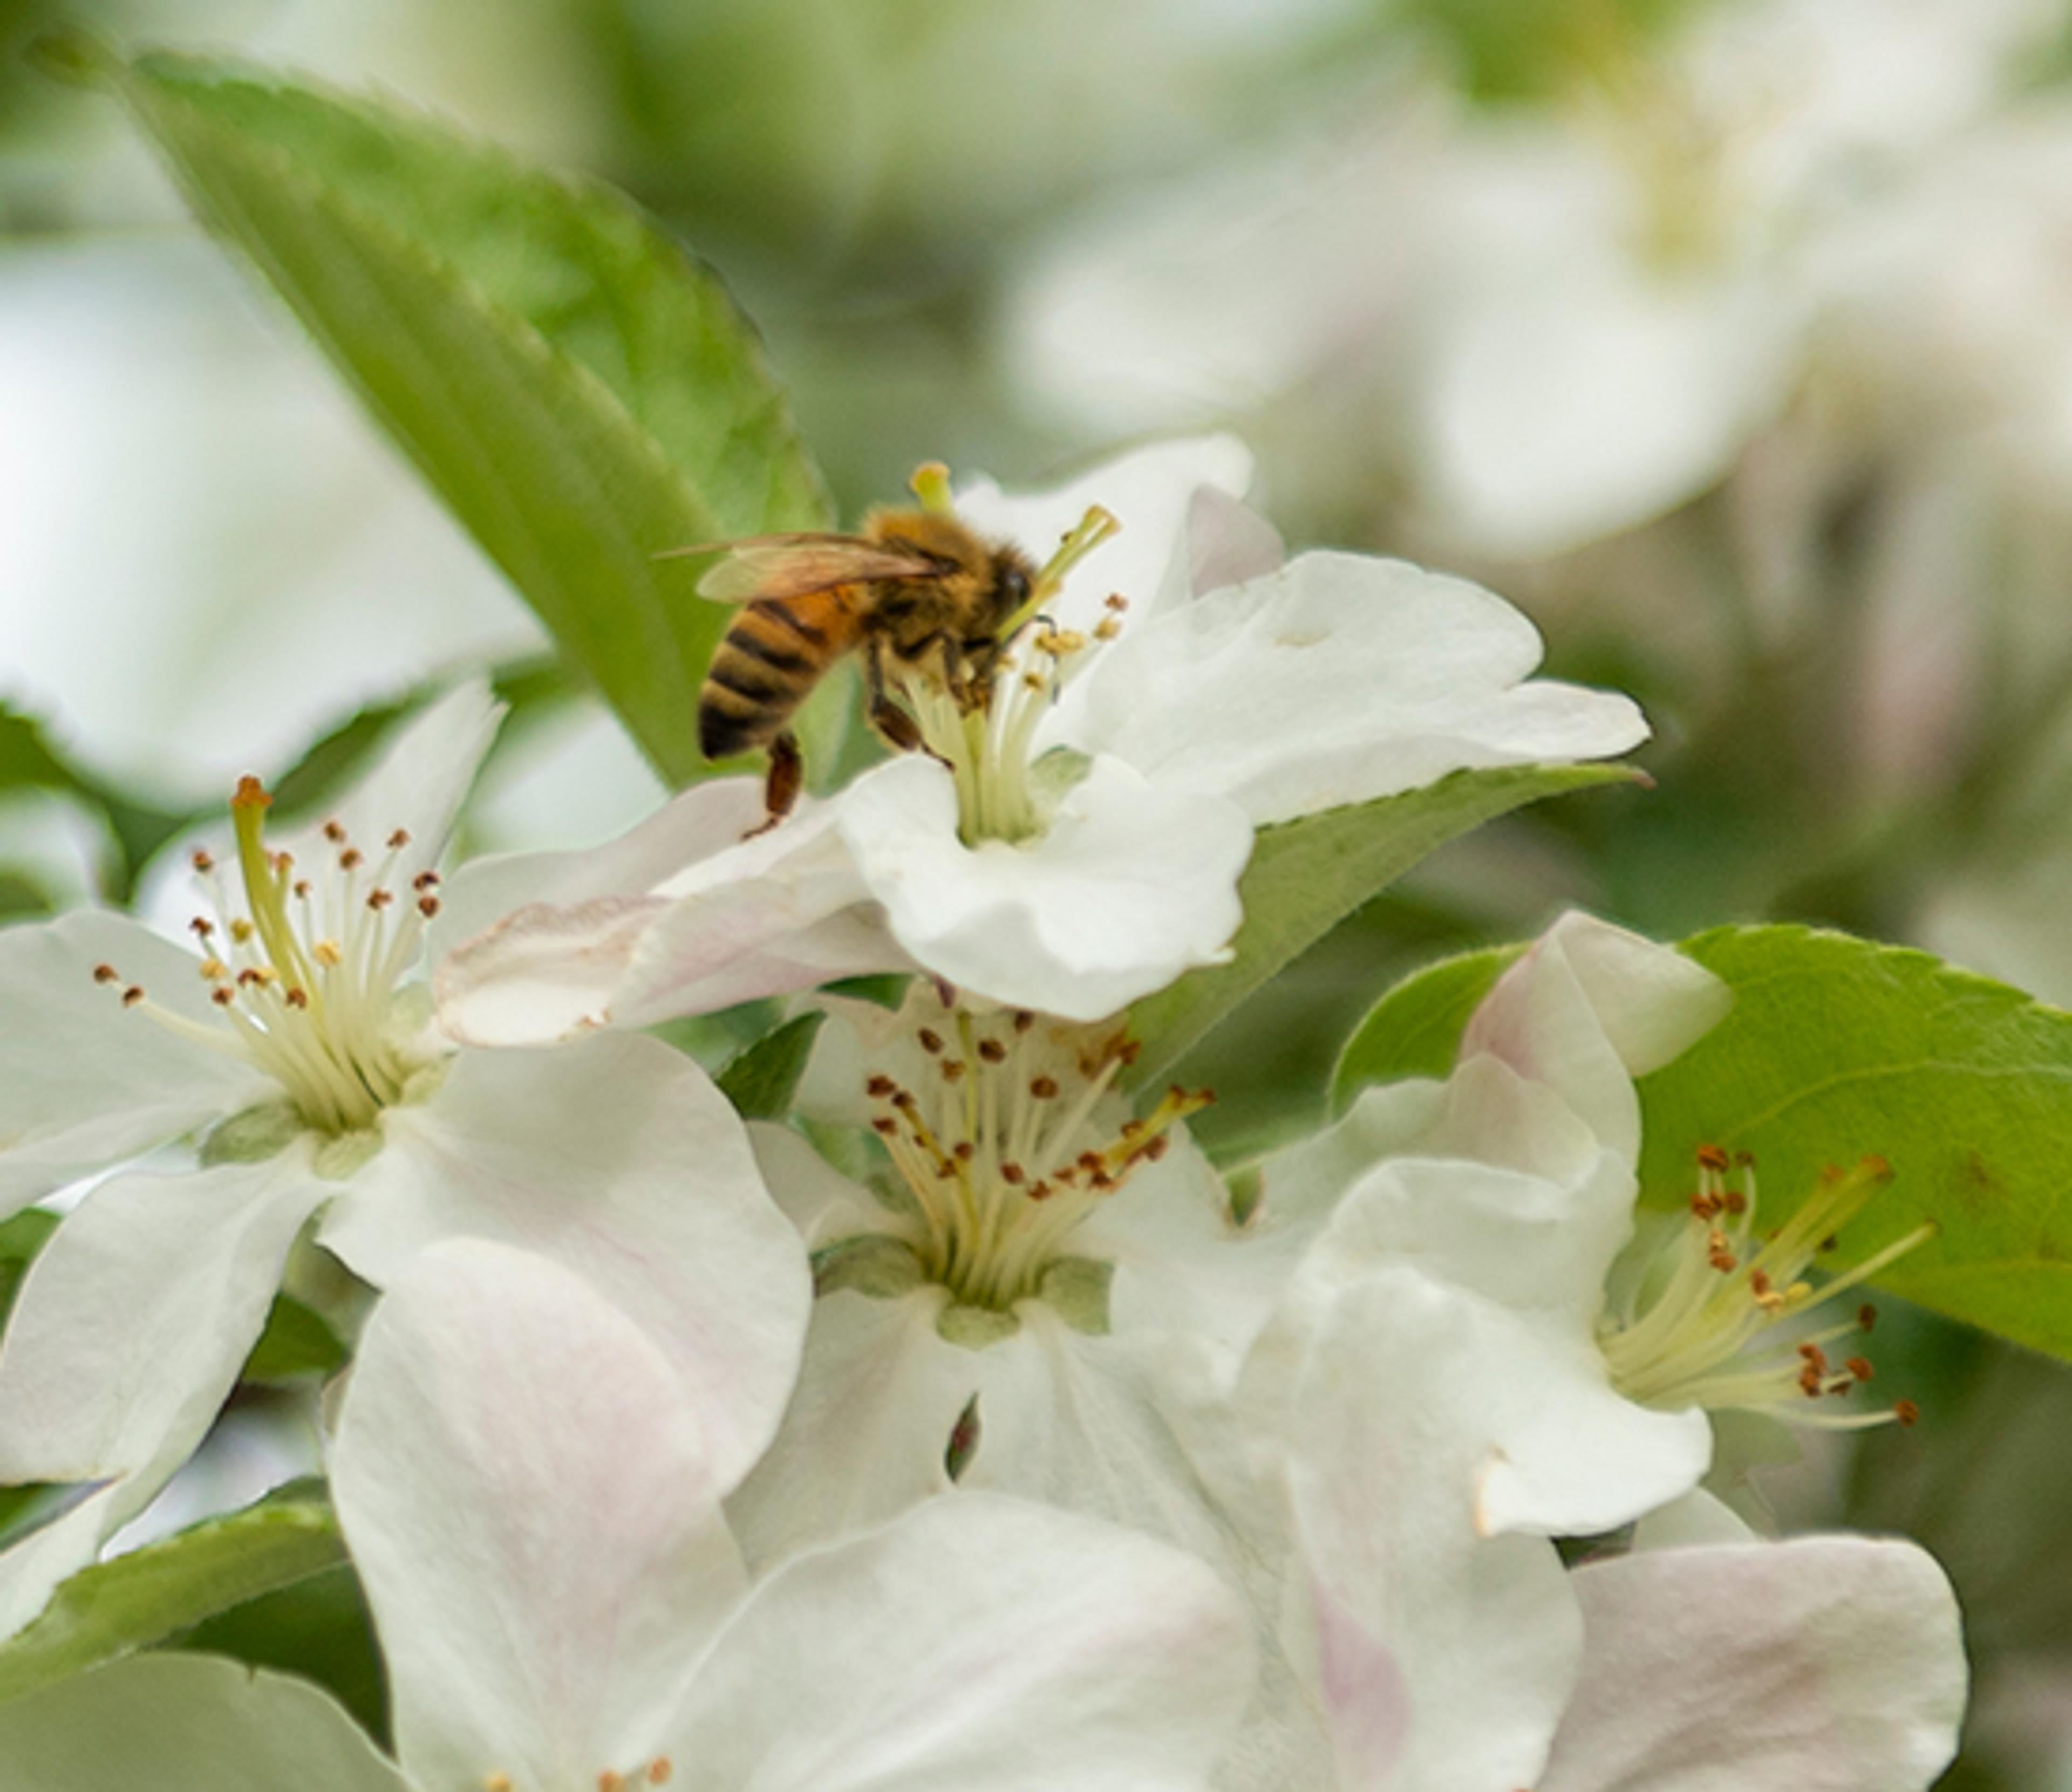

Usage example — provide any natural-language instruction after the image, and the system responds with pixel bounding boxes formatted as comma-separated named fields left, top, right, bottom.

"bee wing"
left=665, top=535, right=945, bottom=604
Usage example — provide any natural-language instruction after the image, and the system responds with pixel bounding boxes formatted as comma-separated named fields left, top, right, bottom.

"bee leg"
left=865, top=640, right=923, bottom=753
left=744, top=733, right=803, bottom=838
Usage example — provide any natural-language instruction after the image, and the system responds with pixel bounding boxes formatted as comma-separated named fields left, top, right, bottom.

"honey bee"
left=678, top=488, right=1041, bottom=824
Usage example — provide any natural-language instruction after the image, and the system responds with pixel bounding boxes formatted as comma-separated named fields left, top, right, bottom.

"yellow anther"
left=313, top=940, right=343, bottom=967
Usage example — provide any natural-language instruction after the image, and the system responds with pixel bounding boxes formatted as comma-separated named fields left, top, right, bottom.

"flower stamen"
left=1599, top=1147, right=1933, bottom=1431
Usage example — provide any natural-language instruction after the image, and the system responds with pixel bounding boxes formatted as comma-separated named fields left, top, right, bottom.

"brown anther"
left=1798, top=1362, right=1824, bottom=1398
left=1012, top=1010, right=1034, bottom=1032
left=599, top=1773, right=624, bottom=1792
left=284, top=987, right=309, bottom=1009
left=92, top=962, right=119, bottom=984
left=1120, top=1119, right=1145, bottom=1139
left=293, top=879, right=311, bottom=899
left=865, top=1075, right=897, bottom=1099
left=367, top=888, right=394, bottom=911
left=1734, top=1149, right=1756, bottom=1167
left=236, top=967, right=265, bottom=987
left=1143, top=1135, right=1170, bottom=1161
left=917, top=1028, right=944, bottom=1054
left=1027, top=1180, right=1053, bottom=1201
left=1858, top=1304, right=1879, bottom=1332
left=1021, top=671, right=1046, bottom=692
left=870, top=1117, right=898, bottom=1137
left=977, top=1038, right=1007, bottom=1064
left=1696, top=1143, right=1730, bottom=1171
left=1089, top=1169, right=1116, bottom=1192
left=1862, top=1153, right=1892, bottom=1179
left=121, top=984, right=146, bottom=1008
left=339, top=846, right=364, bottom=870
left=891, top=1089, right=917, bottom=1112
left=1748, top=1268, right=1773, bottom=1297
left=648, top=1760, right=673, bottom=1785
left=939, top=1059, right=966, bottom=1083
left=952, top=1141, right=975, bottom=1164
left=322, top=819, right=346, bottom=843
left=387, top=828, right=411, bottom=850
left=1723, top=1190, right=1748, bottom=1215
left=1845, top=1356, right=1874, bottom=1383
left=418, top=895, right=441, bottom=919
left=1105, top=592, right=1129, bottom=611
left=1093, top=617, right=1121, bottom=640
left=1798, top=1342, right=1828, bottom=1370
left=189, top=916, right=214, bottom=938
left=1818, top=1235, right=1838, bottom=1254
left=1895, top=1398, right=1920, bottom=1427
left=271, top=849, right=294, bottom=874
left=413, top=870, right=441, bottom=891
left=1119, top=1040, right=1141, bottom=1066
left=1688, top=1192, right=1719, bottom=1219
left=211, top=986, right=235, bottom=1006
left=190, top=848, right=214, bottom=873
left=1000, top=1162, right=1026, bottom=1185
left=1030, top=1075, right=1059, bottom=1099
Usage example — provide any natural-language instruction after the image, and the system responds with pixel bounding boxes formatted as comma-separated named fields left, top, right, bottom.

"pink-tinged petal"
left=434, top=799, right=907, bottom=1046
left=1280, top=1272, right=1583, bottom=1792
left=956, top=434, right=1255, bottom=635
left=1059, top=550, right=1647, bottom=826
left=322, top=1034, right=809, bottom=1492
left=662, top=1493, right=1256, bottom=1792
left=836, top=754, right=1251, bottom=1021
left=333, top=1239, right=746, bottom=1792
left=0, top=911, right=271, bottom=1213
left=429, top=776, right=767, bottom=965
left=1462, top=912, right=1730, bottom=1161
left=1540, top=1537, right=1967, bottom=1792
left=746, top=1119, right=891, bottom=1247
left=0, top=1653, right=406, bottom=1792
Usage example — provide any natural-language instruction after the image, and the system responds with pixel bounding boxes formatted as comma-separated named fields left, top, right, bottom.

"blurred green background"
left=5, top=0, right=2072, bottom=1783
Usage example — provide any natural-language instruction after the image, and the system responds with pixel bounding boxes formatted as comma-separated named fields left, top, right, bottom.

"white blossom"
left=0, top=687, right=808, bottom=1639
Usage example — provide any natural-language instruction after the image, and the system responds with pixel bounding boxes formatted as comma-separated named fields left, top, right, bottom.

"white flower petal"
left=1541, top=1537, right=1967, bottom=1792
left=725, top=1286, right=970, bottom=1570
left=322, top=1034, right=810, bottom=1491
left=663, top=1493, right=1256, bottom=1792
left=0, top=1483, right=127, bottom=1645
left=283, top=680, right=503, bottom=891
left=0, top=1153, right=324, bottom=1489
left=955, top=434, right=1255, bottom=635
left=0, top=1653, right=406, bottom=1792
left=1060, top=551, right=1648, bottom=826
left=0, top=911, right=271, bottom=1213
left=746, top=1118, right=890, bottom=1246
left=333, top=1239, right=747, bottom=1792
left=1462, top=911, right=1731, bottom=1161
left=1422, top=261, right=1800, bottom=559
left=1280, top=1272, right=1583, bottom=1792
left=836, top=754, right=1250, bottom=1020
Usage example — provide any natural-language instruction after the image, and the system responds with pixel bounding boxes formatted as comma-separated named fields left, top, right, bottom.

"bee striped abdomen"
left=699, top=592, right=860, bottom=758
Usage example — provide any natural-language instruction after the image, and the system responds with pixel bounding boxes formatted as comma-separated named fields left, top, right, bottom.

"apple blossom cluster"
left=0, top=442, right=1965, bottom=1789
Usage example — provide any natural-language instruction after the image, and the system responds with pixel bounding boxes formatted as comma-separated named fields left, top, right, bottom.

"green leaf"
left=1122, top=763, right=1637, bottom=1091
left=1329, top=943, right=1526, bottom=1112
left=240, top=1294, right=347, bottom=1386
left=93, top=47, right=831, bottom=787
left=169, top=1562, right=387, bottom=1747
left=715, top=1011, right=826, bottom=1121
left=1635, top=926, right=2072, bottom=1364
left=0, top=1481, right=344, bottom=1707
